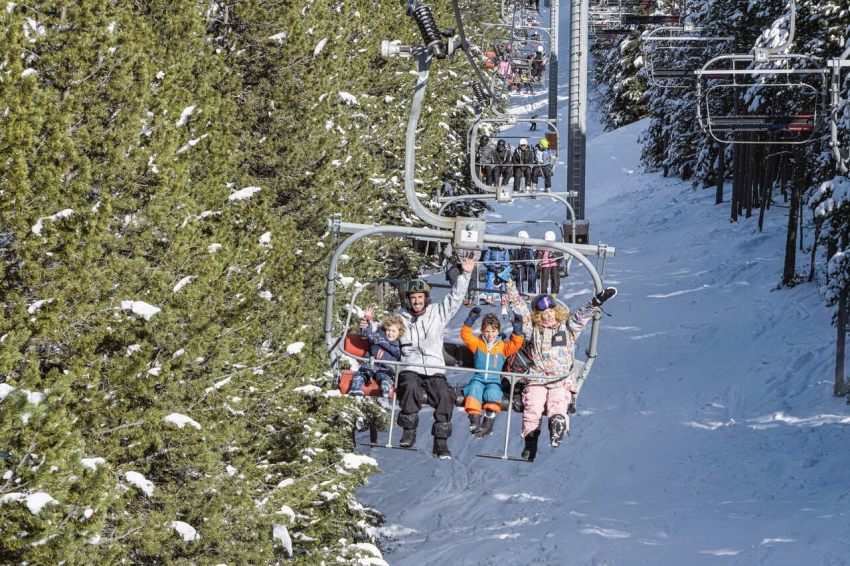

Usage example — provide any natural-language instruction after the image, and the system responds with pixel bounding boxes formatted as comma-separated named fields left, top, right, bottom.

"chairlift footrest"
left=360, top=442, right=417, bottom=451
left=476, top=452, right=535, bottom=462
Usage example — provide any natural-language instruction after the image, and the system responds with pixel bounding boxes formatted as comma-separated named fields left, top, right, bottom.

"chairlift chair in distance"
left=468, top=116, right=560, bottom=193
left=640, top=22, right=734, bottom=89
left=692, top=0, right=829, bottom=145
left=694, top=55, right=827, bottom=145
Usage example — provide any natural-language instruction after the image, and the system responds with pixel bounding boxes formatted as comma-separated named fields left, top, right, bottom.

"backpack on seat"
left=500, top=346, right=535, bottom=412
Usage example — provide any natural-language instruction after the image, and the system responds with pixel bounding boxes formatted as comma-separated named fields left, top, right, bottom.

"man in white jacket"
left=397, top=254, right=476, bottom=459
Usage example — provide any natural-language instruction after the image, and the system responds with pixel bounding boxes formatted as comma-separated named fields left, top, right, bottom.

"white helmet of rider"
left=544, top=231, right=556, bottom=242
left=518, top=230, right=529, bottom=239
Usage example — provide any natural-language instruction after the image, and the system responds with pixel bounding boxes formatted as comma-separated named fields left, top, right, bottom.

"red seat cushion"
left=344, top=333, right=370, bottom=357
left=339, top=370, right=390, bottom=397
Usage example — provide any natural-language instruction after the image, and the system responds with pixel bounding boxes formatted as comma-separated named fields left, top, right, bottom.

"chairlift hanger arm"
left=449, top=0, right=502, bottom=107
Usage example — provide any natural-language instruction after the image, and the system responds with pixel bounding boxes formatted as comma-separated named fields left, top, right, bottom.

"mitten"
left=464, top=306, right=482, bottom=327
left=497, top=267, right=513, bottom=282
left=512, top=313, right=524, bottom=335
left=591, top=287, right=617, bottom=307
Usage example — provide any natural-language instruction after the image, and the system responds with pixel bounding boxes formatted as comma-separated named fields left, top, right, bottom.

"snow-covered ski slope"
left=354, top=5, right=850, bottom=566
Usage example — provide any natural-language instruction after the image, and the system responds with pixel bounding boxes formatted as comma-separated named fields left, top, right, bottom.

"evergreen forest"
left=1, top=0, right=850, bottom=564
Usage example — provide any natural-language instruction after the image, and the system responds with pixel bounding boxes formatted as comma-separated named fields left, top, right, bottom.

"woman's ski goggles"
left=535, top=295, right=556, bottom=311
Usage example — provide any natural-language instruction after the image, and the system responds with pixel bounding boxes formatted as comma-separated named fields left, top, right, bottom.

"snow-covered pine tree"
left=1, top=0, right=499, bottom=563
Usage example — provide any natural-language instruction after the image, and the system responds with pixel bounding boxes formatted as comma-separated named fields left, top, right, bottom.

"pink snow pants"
left=521, top=384, right=571, bottom=437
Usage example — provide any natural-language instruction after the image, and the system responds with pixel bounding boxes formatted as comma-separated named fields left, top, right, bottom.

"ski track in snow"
left=353, top=6, right=850, bottom=566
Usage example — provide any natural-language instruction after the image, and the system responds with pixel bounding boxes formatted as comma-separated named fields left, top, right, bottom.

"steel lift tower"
left=567, top=0, right=589, bottom=221
left=548, top=0, right=559, bottom=133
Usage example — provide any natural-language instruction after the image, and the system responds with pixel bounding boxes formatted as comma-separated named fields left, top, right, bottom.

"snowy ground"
left=353, top=6, right=850, bottom=566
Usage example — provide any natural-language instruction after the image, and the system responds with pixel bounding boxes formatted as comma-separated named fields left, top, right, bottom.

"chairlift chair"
left=640, top=24, right=734, bottom=89
left=695, top=52, right=829, bottom=145
left=325, top=225, right=616, bottom=459
left=692, top=0, right=829, bottom=144
left=468, top=116, right=559, bottom=195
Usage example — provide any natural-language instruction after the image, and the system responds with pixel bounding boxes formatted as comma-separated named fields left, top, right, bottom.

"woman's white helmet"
left=517, top=230, right=529, bottom=239
left=544, top=231, right=556, bottom=242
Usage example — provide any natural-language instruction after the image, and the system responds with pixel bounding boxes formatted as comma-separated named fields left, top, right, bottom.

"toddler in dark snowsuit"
left=350, top=307, right=404, bottom=398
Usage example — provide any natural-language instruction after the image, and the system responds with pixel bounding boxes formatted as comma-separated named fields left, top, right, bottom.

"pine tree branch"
left=94, top=420, right=144, bottom=436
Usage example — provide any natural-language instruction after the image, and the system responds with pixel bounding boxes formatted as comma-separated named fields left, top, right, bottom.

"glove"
left=512, top=313, right=524, bottom=335
left=464, top=306, right=482, bottom=327
left=497, top=267, right=513, bottom=282
left=592, top=287, right=617, bottom=307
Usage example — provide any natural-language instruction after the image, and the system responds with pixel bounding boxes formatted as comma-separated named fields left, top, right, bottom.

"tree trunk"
left=808, top=215, right=821, bottom=283
left=782, top=162, right=800, bottom=285
left=836, top=287, right=847, bottom=396
left=662, top=115, right=670, bottom=178
left=715, top=141, right=725, bottom=204
left=730, top=143, right=740, bottom=222
left=744, top=139, right=757, bottom=218
left=758, top=147, right=777, bottom=231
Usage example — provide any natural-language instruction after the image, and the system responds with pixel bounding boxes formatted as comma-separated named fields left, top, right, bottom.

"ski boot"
left=432, top=437, right=452, bottom=460
left=348, top=376, right=365, bottom=396
left=468, top=413, right=481, bottom=434
left=397, top=413, right=418, bottom=447
left=521, top=430, right=540, bottom=462
left=473, top=411, right=496, bottom=438
left=549, top=415, right=567, bottom=447
left=432, top=422, right=452, bottom=460
left=399, top=429, right=416, bottom=448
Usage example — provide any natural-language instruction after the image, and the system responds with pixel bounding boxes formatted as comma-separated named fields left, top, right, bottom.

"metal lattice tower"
left=548, top=0, right=559, bottom=130
left=567, top=0, right=588, bottom=220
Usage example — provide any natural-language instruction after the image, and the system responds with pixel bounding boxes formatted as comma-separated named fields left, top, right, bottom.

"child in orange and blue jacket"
left=461, top=308, right=524, bottom=438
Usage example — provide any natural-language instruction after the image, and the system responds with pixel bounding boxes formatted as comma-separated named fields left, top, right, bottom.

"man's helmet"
left=405, top=279, right=431, bottom=296
left=540, top=138, right=549, bottom=149
left=480, top=134, right=490, bottom=146
left=497, top=139, right=506, bottom=149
